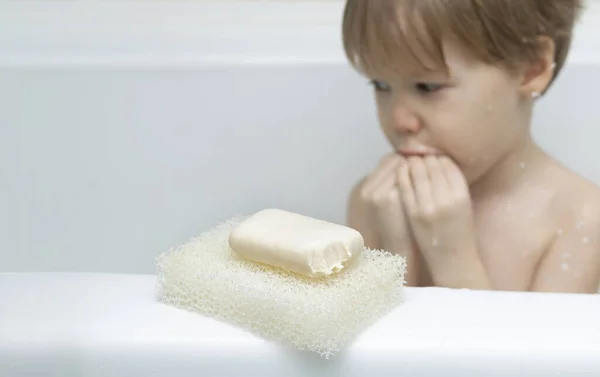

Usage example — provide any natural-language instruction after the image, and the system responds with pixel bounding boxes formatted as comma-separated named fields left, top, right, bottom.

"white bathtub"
left=1, top=1, right=600, bottom=376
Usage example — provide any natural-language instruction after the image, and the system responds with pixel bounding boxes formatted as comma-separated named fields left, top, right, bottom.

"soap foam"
left=156, top=217, right=407, bottom=359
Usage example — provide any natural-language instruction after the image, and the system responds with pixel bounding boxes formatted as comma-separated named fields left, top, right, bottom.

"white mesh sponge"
left=155, top=216, right=407, bottom=359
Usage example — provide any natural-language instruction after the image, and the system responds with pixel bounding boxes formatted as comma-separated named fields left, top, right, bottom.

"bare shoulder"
left=347, top=176, right=380, bottom=249
left=533, top=164, right=600, bottom=293
left=551, top=164, right=600, bottom=223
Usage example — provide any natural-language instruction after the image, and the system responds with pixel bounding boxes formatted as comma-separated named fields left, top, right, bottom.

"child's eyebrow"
left=398, top=66, right=451, bottom=81
left=362, top=59, right=450, bottom=79
left=411, top=67, right=448, bottom=76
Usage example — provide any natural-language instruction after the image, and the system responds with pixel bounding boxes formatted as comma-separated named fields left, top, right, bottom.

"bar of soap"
left=228, top=208, right=364, bottom=278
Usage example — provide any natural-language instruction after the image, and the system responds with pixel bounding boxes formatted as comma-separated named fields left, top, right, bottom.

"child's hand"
left=360, top=153, right=419, bottom=283
left=361, top=153, right=411, bottom=247
left=397, top=155, right=481, bottom=285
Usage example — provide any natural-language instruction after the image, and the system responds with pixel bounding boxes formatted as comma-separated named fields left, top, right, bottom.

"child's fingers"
left=408, top=158, right=434, bottom=216
left=396, top=162, right=418, bottom=217
left=424, top=156, right=450, bottom=204
left=439, top=156, right=468, bottom=194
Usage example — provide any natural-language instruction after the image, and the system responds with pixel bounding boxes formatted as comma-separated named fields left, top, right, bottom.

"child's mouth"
left=396, top=148, right=440, bottom=158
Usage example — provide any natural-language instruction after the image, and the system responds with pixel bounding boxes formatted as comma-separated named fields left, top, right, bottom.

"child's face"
left=368, top=40, right=531, bottom=183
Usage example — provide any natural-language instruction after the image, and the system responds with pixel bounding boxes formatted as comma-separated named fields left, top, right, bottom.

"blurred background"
left=1, top=0, right=600, bottom=274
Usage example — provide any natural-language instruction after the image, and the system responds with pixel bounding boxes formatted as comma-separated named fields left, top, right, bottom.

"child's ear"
left=519, top=36, right=556, bottom=99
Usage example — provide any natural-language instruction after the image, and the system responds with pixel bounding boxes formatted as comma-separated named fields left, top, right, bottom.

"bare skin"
left=347, top=38, right=600, bottom=294
left=349, top=146, right=600, bottom=293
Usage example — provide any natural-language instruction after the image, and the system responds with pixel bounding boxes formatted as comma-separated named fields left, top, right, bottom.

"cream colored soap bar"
left=228, top=208, right=364, bottom=277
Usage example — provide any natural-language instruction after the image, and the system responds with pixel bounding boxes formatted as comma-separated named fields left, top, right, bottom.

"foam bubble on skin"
left=155, top=217, right=407, bottom=359
left=582, top=237, right=590, bottom=244
left=557, top=228, right=564, bottom=236
left=519, top=162, right=527, bottom=170
left=520, top=249, right=530, bottom=257
left=561, top=262, right=569, bottom=271
left=576, top=220, right=585, bottom=230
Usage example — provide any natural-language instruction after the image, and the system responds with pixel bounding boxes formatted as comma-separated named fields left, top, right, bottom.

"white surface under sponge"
left=155, top=216, right=407, bottom=359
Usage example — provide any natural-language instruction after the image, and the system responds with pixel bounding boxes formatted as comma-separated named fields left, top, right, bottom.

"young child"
left=343, top=0, right=600, bottom=293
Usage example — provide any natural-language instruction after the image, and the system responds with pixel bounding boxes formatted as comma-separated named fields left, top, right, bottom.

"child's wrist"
left=429, top=248, right=493, bottom=289
left=380, top=234, right=414, bottom=254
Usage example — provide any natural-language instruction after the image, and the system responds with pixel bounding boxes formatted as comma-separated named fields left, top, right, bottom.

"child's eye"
left=369, top=80, right=391, bottom=93
left=415, top=82, right=443, bottom=93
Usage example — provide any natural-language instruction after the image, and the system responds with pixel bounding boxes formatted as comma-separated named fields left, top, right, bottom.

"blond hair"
left=342, top=0, right=583, bottom=90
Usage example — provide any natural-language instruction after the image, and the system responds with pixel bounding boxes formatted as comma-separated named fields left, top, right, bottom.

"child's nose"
left=391, top=103, right=421, bottom=133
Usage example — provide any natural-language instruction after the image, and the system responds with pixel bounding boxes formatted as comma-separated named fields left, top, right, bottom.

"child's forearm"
left=381, top=237, right=420, bottom=286
left=428, top=247, right=494, bottom=290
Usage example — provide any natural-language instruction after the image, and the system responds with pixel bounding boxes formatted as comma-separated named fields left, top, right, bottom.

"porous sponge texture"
left=156, top=217, right=407, bottom=359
